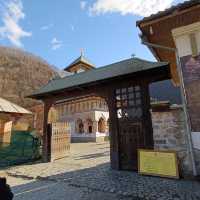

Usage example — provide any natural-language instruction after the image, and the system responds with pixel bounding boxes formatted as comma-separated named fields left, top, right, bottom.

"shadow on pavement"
left=74, top=151, right=109, bottom=160
left=11, top=162, right=200, bottom=200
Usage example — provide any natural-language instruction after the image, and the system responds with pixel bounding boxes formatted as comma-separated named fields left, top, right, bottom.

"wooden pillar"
left=106, top=88, right=120, bottom=170
left=42, top=100, right=53, bottom=162
left=143, top=83, right=154, bottom=149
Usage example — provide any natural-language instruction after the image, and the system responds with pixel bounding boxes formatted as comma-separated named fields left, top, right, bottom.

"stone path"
left=2, top=142, right=200, bottom=200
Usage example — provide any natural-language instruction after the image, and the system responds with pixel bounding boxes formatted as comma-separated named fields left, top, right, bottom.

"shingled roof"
left=64, top=55, right=95, bottom=71
left=0, top=97, right=32, bottom=114
left=137, top=0, right=200, bottom=26
left=30, top=57, right=169, bottom=98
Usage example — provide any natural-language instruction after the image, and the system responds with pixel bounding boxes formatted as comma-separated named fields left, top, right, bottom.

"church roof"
left=64, top=55, right=95, bottom=71
left=0, top=97, right=32, bottom=114
left=29, top=57, right=170, bottom=99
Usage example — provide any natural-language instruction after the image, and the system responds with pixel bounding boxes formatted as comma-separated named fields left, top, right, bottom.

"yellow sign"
left=138, top=149, right=179, bottom=179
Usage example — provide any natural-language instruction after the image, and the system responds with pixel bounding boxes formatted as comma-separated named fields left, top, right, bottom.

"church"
left=53, top=54, right=109, bottom=142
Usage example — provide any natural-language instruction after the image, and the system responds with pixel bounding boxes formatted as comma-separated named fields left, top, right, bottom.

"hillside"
left=0, top=46, right=58, bottom=108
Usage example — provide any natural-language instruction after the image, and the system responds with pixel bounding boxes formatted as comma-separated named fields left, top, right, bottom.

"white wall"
left=172, top=22, right=200, bottom=57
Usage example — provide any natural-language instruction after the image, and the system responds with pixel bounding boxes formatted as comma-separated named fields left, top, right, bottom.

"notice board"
left=138, top=149, right=179, bottom=179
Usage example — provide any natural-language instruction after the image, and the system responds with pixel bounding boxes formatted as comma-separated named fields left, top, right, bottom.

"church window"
left=76, top=119, right=84, bottom=134
left=86, top=119, right=93, bottom=134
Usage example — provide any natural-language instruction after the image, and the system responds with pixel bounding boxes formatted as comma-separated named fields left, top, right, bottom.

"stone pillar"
left=172, top=22, right=200, bottom=174
left=70, top=121, right=75, bottom=136
left=105, top=120, right=109, bottom=133
left=83, top=120, right=87, bottom=134
left=93, top=121, right=98, bottom=134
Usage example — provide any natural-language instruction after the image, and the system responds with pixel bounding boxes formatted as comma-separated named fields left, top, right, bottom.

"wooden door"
left=48, top=122, right=70, bottom=162
left=119, top=122, right=141, bottom=170
left=115, top=84, right=152, bottom=170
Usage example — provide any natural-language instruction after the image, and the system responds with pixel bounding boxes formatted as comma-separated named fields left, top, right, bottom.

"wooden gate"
left=115, top=84, right=153, bottom=170
left=119, top=122, right=142, bottom=170
left=48, top=122, right=70, bottom=162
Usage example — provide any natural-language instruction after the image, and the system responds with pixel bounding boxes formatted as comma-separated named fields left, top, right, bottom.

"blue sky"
left=0, top=0, right=184, bottom=69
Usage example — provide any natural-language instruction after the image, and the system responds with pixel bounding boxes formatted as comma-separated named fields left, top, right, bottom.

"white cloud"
left=89, top=0, right=174, bottom=17
left=80, top=1, right=87, bottom=10
left=0, top=0, right=31, bottom=47
left=40, top=23, right=54, bottom=31
left=51, top=37, right=62, bottom=50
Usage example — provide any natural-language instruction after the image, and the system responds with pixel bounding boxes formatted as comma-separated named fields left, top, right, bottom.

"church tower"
left=64, top=52, right=95, bottom=74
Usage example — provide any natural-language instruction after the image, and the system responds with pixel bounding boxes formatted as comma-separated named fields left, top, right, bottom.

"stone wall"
left=151, top=105, right=193, bottom=176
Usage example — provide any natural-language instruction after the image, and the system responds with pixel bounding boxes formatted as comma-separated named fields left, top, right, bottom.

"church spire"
left=80, top=48, right=84, bottom=57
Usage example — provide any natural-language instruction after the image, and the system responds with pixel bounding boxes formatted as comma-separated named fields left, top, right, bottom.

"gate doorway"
left=29, top=57, right=171, bottom=171
left=115, top=85, right=153, bottom=170
left=119, top=122, right=141, bottom=170
left=45, top=97, right=110, bottom=163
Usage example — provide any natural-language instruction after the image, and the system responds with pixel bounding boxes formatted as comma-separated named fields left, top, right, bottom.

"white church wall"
left=94, top=111, right=109, bottom=121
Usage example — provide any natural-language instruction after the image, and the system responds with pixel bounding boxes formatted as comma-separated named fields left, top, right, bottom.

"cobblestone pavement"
left=2, top=142, right=200, bottom=200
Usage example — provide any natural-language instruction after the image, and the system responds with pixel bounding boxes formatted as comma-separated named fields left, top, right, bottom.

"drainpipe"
left=141, top=40, right=197, bottom=176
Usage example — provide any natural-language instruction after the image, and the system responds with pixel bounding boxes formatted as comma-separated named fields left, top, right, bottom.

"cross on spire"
left=80, top=48, right=84, bottom=57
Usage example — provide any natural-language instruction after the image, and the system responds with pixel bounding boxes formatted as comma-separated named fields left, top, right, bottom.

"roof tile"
left=30, top=57, right=169, bottom=97
left=0, top=98, right=32, bottom=114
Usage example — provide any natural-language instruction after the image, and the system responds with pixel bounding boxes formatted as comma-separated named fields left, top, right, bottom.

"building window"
left=89, top=126, right=92, bottom=133
left=86, top=119, right=93, bottom=134
left=76, top=119, right=84, bottom=134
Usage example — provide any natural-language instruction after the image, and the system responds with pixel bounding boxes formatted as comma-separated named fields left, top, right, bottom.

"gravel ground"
left=1, top=142, right=200, bottom=200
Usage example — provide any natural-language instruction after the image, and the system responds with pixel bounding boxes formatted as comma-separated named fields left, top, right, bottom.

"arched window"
left=98, top=117, right=106, bottom=133
left=76, top=119, right=84, bottom=134
left=86, top=119, right=93, bottom=134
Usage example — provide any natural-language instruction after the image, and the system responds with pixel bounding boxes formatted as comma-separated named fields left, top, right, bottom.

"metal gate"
left=48, top=122, right=70, bottom=162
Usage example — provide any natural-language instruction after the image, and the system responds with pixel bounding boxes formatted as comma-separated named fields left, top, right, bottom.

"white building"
left=53, top=54, right=109, bottom=142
